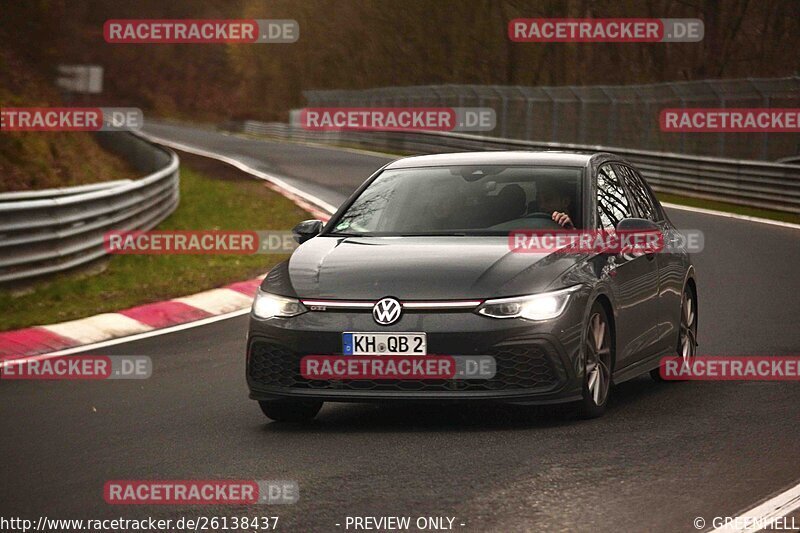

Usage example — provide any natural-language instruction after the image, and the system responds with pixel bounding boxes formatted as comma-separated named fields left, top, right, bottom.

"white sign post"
left=56, top=65, right=104, bottom=94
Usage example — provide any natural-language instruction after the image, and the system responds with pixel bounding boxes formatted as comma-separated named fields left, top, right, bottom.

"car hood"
left=279, top=236, right=580, bottom=300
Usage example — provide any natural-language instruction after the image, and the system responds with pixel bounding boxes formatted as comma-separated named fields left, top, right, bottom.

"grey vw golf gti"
left=247, top=151, right=697, bottom=421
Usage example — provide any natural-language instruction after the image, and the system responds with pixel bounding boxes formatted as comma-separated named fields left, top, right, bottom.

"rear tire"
left=258, top=400, right=323, bottom=422
left=577, top=301, right=613, bottom=419
left=651, top=283, right=697, bottom=382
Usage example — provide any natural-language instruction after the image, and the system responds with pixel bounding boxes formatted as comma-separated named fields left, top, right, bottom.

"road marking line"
left=661, top=202, right=800, bottom=230
left=230, top=130, right=398, bottom=160
left=138, top=131, right=338, bottom=215
left=710, top=480, right=800, bottom=532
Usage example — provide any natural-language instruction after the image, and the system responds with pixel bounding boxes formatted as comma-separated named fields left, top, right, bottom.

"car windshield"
left=329, top=165, right=583, bottom=235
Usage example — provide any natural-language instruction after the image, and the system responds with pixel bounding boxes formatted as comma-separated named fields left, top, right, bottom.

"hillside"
left=0, top=48, right=139, bottom=192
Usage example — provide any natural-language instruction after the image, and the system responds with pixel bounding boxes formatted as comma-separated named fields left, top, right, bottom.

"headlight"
left=476, top=286, right=580, bottom=321
left=252, top=290, right=308, bottom=319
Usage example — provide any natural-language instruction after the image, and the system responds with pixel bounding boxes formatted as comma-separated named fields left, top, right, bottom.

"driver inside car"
left=535, top=181, right=575, bottom=228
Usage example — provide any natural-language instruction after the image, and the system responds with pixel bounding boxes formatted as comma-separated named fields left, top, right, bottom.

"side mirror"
left=615, top=218, right=662, bottom=255
left=616, top=217, right=659, bottom=232
left=292, top=219, right=323, bottom=244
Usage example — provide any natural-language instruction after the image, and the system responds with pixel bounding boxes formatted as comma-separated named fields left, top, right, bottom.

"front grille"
left=248, top=340, right=562, bottom=392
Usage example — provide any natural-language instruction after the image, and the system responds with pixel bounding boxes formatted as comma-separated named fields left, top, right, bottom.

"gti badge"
left=373, top=297, right=402, bottom=325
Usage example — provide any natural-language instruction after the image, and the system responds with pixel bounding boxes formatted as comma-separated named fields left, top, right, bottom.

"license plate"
left=342, top=332, right=427, bottom=355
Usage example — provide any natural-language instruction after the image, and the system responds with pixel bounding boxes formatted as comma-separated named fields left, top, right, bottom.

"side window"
left=616, top=164, right=660, bottom=222
left=596, top=164, right=633, bottom=229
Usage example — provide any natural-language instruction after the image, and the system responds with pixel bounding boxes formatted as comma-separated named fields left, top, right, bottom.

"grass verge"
left=0, top=158, right=311, bottom=331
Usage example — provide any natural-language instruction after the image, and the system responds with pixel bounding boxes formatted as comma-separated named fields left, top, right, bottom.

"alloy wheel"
left=678, top=287, right=697, bottom=371
left=585, top=311, right=612, bottom=406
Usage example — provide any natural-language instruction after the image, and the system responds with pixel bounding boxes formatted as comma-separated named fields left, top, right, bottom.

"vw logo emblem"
left=373, top=297, right=402, bottom=325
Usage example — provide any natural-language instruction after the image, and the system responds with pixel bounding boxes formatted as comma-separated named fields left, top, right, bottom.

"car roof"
left=384, top=150, right=614, bottom=169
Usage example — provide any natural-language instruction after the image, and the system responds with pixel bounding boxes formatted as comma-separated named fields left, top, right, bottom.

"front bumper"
left=246, top=303, right=586, bottom=405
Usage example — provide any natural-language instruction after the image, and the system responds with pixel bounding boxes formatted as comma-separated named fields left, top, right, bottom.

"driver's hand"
left=552, top=211, right=573, bottom=228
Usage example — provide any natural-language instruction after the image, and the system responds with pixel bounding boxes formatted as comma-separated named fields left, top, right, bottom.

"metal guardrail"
left=0, top=131, right=180, bottom=283
left=238, top=121, right=800, bottom=215
left=303, top=77, right=800, bottom=161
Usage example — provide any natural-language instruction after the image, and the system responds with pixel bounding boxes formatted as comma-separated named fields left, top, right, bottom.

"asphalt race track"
left=2, top=122, right=799, bottom=532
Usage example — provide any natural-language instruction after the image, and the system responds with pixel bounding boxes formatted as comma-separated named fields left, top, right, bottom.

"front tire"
left=651, top=283, right=697, bottom=381
left=577, top=302, right=613, bottom=419
left=258, top=400, right=323, bottom=422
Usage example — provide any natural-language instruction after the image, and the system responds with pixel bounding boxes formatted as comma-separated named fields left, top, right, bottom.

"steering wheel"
left=521, top=211, right=572, bottom=229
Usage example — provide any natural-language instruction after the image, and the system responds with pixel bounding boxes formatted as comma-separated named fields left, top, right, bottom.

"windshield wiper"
left=329, top=231, right=492, bottom=237
left=397, top=232, right=469, bottom=236
left=327, top=231, right=376, bottom=237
